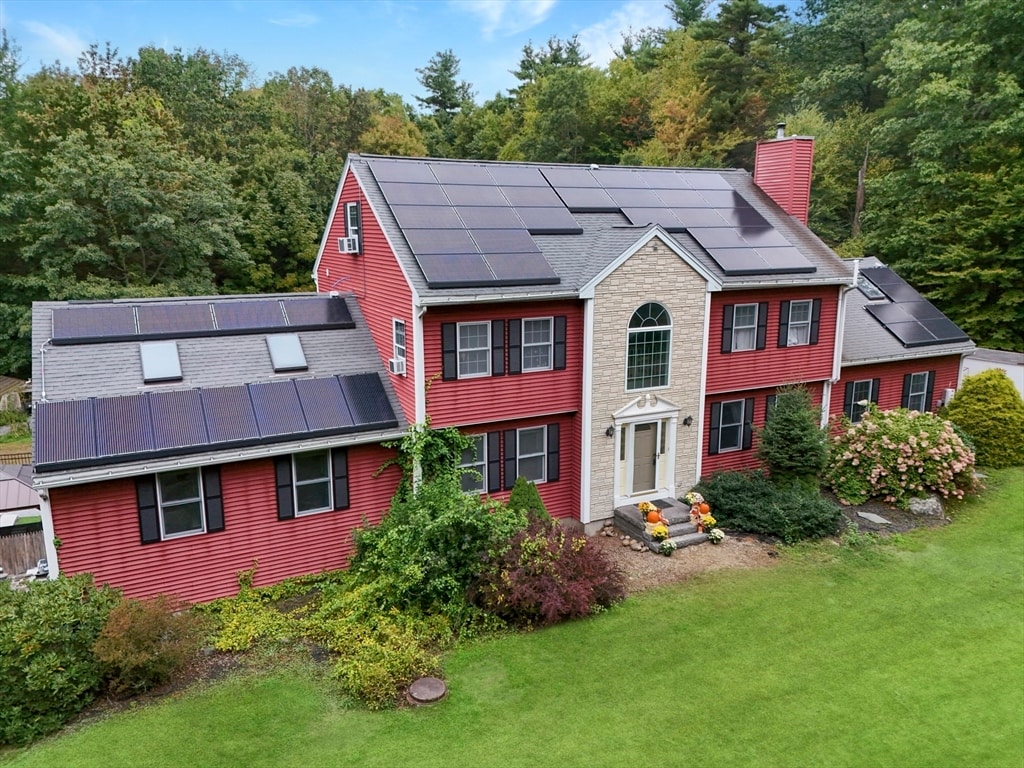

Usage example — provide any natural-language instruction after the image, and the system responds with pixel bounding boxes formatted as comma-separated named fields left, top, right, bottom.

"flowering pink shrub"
left=824, top=406, right=977, bottom=508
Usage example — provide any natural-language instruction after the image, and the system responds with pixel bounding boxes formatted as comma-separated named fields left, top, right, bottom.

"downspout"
left=826, top=259, right=860, bottom=426
left=414, top=299, right=427, bottom=425
left=39, top=339, right=51, bottom=402
left=579, top=297, right=595, bottom=527
left=38, top=489, right=59, bottom=580
left=694, top=289, right=713, bottom=484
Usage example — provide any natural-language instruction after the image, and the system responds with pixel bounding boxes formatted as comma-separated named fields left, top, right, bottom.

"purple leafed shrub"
left=472, top=518, right=627, bottom=627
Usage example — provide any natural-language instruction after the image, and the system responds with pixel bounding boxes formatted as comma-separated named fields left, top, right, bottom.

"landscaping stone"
left=630, top=541, right=643, bottom=551
left=908, top=495, right=944, bottom=517
left=857, top=511, right=892, bottom=525
left=407, top=676, right=447, bottom=705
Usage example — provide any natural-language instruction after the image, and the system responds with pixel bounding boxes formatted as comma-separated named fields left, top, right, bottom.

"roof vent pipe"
left=776, top=122, right=786, bottom=140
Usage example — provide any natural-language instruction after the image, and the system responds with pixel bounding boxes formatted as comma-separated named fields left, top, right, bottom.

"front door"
left=631, top=422, right=658, bottom=493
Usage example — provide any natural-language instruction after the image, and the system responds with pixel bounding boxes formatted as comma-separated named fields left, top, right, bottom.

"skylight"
left=140, top=341, right=182, bottom=383
left=857, top=273, right=886, bottom=300
left=267, top=334, right=308, bottom=372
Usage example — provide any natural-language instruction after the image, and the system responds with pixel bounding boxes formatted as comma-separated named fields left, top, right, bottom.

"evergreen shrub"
left=942, top=368, right=1024, bottom=468
left=508, top=476, right=551, bottom=522
left=756, top=385, right=828, bottom=489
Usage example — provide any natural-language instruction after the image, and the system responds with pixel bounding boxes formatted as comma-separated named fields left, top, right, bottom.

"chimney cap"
left=775, top=122, right=786, bottom=139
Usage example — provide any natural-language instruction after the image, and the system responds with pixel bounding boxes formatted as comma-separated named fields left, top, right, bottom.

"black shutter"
left=503, top=430, right=517, bottom=490
left=491, top=320, right=505, bottom=376
left=755, top=302, right=769, bottom=350
left=441, top=323, right=457, bottom=381
left=809, top=299, right=821, bottom=345
left=870, top=378, right=881, bottom=404
left=777, top=301, right=791, bottom=347
left=709, top=402, right=722, bottom=455
left=275, top=457, right=294, bottom=520
left=331, top=448, right=349, bottom=510
left=843, top=381, right=855, bottom=417
left=553, top=316, right=567, bottom=370
left=901, top=373, right=913, bottom=409
left=742, top=398, right=755, bottom=450
left=202, top=467, right=224, bottom=533
left=547, top=423, right=560, bottom=482
left=136, top=476, right=160, bottom=545
left=924, top=371, right=935, bottom=412
left=766, top=394, right=778, bottom=422
left=508, top=319, right=522, bottom=375
left=487, top=431, right=501, bottom=493
left=721, top=305, right=734, bottom=353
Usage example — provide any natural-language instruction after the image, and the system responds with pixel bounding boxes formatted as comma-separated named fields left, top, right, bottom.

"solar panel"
left=443, top=184, right=507, bottom=207
left=499, top=185, right=565, bottom=207
left=651, top=189, right=706, bottom=208
left=391, top=205, right=463, bottom=229
left=366, top=157, right=436, bottom=183
left=621, top=208, right=684, bottom=229
left=94, top=394, right=154, bottom=457
left=699, top=190, right=751, bottom=208
left=591, top=168, right=646, bottom=188
left=540, top=167, right=601, bottom=188
left=149, top=390, right=208, bottom=450
left=687, top=227, right=748, bottom=248
left=715, top=207, right=770, bottom=228
left=136, top=303, right=214, bottom=335
left=202, top=385, right=259, bottom=443
left=705, top=249, right=770, bottom=275
left=486, top=165, right=548, bottom=186
left=295, top=377, right=354, bottom=432
left=901, top=300, right=947, bottom=321
left=377, top=181, right=449, bottom=206
left=877, top=282, right=921, bottom=303
left=483, top=253, right=560, bottom=284
left=605, top=188, right=663, bottom=208
left=758, top=247, right=817, bottom=273
left=52, top=305, right=137, bottom=343
left=339, top=373, right=398, bottom=428
left=553, top=186, right=618, bottom=212
left=455, top=206, right=524, bottom=229
left=34, top=399, right=96, bottom=466
left=516, top=207, right=583, bottom=235
left=415, top=253, right=496, bottom=286
left=642, top=171, right=694, bottom=190
left=920, top=316, right=969, bottom=342
left=864, top=302, right=912, bottom=324
left=737, top=228, right=791, bottom=247
left=430, top=163, right=494, bottom=185
left=682, top=172, right=733, bottom=190
left=671, top=208, right=729, bottom=228
left=214, top=300, right=285, bottom=331
left=405, top=228, right=480, bottom=255
left=470, top=229, right=541, bottom=255
left=250, top=380, right=307, bottom=438
left=283, top=296, right=353, bottom=328
left=878, top=320, right=938, bottom=347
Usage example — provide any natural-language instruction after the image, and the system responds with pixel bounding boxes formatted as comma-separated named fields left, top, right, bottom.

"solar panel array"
left=34, top=373, right=398, bottom=471
left=367, top=158, right=816, bottom=284
left=860, top=266, right=970, bottom=348
left=51, top=296, right=354, bottom=345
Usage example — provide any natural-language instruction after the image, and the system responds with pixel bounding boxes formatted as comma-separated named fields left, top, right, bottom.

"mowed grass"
left=6, top=469, right=1023, bottom=768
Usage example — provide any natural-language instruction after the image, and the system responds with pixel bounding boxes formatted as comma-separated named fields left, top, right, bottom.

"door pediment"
left=613, top=393, right=680, bottom=422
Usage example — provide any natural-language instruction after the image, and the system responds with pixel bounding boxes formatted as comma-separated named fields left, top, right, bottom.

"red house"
left=32, top=135, right=973, bottom=600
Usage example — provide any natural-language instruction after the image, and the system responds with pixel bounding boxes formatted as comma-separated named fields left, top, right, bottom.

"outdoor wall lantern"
left=683, top=415, right=694, bottom=427
left=605, top=425, right=615, bottom=437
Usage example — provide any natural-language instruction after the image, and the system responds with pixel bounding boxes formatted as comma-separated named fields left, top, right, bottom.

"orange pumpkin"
left=646, top=510, right=661, bottom=523
left=698, top=502, right=710, bottom=515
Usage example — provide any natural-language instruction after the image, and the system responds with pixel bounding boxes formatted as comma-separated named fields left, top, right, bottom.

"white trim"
left=516, top=425, right=547, bottom=484
left=610, top=394, right=681, bottom=508
left=695, top=290, right=712, bottom=483
left=414, top=301, right=427, bottom=424
left=156, top=468, right=207, bottom=539
left=521, top=316, right=554, bottom=372
left=624, top=302, right=673, bottom=393
left=580, top=298, right=595, bottom=525
left=392, top=317, right=407, bottom=361
left=785, top=299, right=813, bottom=346
left=456, top=321, right=491, bottom=378
left=292, top=449, right=334, bottom=516
left=820, top=380, right=832, bottom=427
left=731, top=303, right=759, bottom=351
left=458, top=434, right=487, bottom=494
left=39, top=492, right=58, bottom=581
left=579, top=227, right=723, bottom=299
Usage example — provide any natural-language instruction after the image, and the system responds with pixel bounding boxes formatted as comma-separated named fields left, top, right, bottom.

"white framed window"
left=157, top=469, right=206, bottom=539
left=522, top=317, right=553, bottom=371
left=732, top=304, right=758, bottom=351
left=345, top=201, right=361, bottom=239
left=786, top=300, right=812, bottom=346
left=517, top=426, right=547, bottom=484
left=849, top=380, right=873, bottom=423
left=140, top=341, right=183, bottom=384
left=293, top=450, right=332, bottom=515
left=717, top=399, right=746, bottom=453
left=626, top=302, right=672, bottom=391
left=905, top=372, right=929, bottom=412
left=459, top=435, right=486, bottom=493
left=393, top=319, right=406, bottom=360
left=458, top=321, right=490, bottom=378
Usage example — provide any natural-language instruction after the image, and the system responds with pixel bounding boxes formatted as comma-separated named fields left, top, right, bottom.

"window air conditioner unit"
left=338, top=236, right=360, bottom=254
left=388, top=358, right=406, bottom=376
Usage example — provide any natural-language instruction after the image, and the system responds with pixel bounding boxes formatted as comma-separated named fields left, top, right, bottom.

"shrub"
left=93, top=595, right=209, bottom=695
left=757, top=385, right=828, bottom=490
left=942, top=368, right=1024, bottom=468
left=471, top=518, right=627, bottom=627
left=508, top=476, right=551, bottom=522
left=695, top=471, right=842, bottom=543
left=0, top=574, right=121, bottom=745
left=825, top=406, right=977, bottom=508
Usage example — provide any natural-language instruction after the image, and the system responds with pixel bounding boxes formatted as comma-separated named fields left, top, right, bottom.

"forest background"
left=0, top=0, right=1020, bottom=380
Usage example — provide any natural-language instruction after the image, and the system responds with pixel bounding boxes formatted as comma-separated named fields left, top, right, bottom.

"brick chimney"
left=753, top=123, right=814, bottom=225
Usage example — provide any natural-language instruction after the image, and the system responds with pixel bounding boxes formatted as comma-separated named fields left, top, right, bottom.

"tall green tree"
left=415, top=49, right=474, bottom=156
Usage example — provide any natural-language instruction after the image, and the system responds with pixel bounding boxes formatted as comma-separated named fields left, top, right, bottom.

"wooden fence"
left=0, top=529, right=45, bottom=575
left=0, top=451, right=31, bottom=465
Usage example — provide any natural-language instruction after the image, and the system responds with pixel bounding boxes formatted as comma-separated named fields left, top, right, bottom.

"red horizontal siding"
left=753, top=138, right=814, bottom=224
left=832, top=355, right=963, bottom=418
left=51, top=444, right=401, bottom=603
left=318, top=171, right=416, bottom=423
left=425, top=301, right=584, bottom=427
left=706, top=287, right=838, bottom=395
left=702, top=383, right=824, bottom=477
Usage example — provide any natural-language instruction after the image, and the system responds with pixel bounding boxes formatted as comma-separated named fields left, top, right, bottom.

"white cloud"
left=451, top=0, right=555, bottom=40
left=576, top=0, right=673, bottom=68
left=22, top=20, right=89, bottom=64
left=268, top=12, right=318, bottom=27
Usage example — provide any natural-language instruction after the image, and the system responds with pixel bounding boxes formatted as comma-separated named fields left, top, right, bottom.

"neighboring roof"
left=842, top=257, right=975, bottom=366
left=338, top=154, right=853, bottom=304
left=0, top=376, right=26, bottom=396
left=967, top=348, right=1024, bottom=367
left=31, top=293, right=407, bottom=481
left=0, top=464, right=39, bottom=513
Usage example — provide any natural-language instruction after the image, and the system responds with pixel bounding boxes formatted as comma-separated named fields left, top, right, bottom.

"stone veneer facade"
left=587, top=236, right=709, bottom=525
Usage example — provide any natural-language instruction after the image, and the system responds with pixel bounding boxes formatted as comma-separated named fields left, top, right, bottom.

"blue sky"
left=1, top=0, right=689, bottom=103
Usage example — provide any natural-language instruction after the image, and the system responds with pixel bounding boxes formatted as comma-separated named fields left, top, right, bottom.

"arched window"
left=626, top=302, right=671, bottom=391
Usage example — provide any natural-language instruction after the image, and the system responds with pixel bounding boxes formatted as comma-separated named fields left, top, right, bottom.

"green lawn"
left=6, top=469, right=1023, bottom=768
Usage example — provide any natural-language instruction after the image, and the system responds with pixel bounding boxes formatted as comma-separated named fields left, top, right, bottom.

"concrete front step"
left=612, top=498, right=711, bottom=553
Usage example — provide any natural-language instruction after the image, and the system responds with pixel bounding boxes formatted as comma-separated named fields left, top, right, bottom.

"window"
left=137, top=467, right=224, bottom=544
left=709, top=398, right=754, bottom=455
left=393, top=319, right=406, bottom=361
left=844, top=378, right=879, bottom=423
left=503, top=423, right=560, bottom=490
left=522, top=317, right=552, bottom=371
left=275, top=448, right=349, bottom=520
left=459, top=435, right=486, bottom=493
left=345, top=202, right=361, bottom=240
left=516, top=426, right=547, bottom=483
left=266, top=334, right=307, bottom=372
left=902, top=371, right=934, bottom=412
left=857, top=273, right=885, bottom=300
left=778, top=299, right=821, bottom=348
left=457, top=322, right=490, bottom=378
left=626, top=303, right=671, bottom=391
left=721, top=302, right=768, bottom=353
left=140, top=341, right=182, bottom=383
